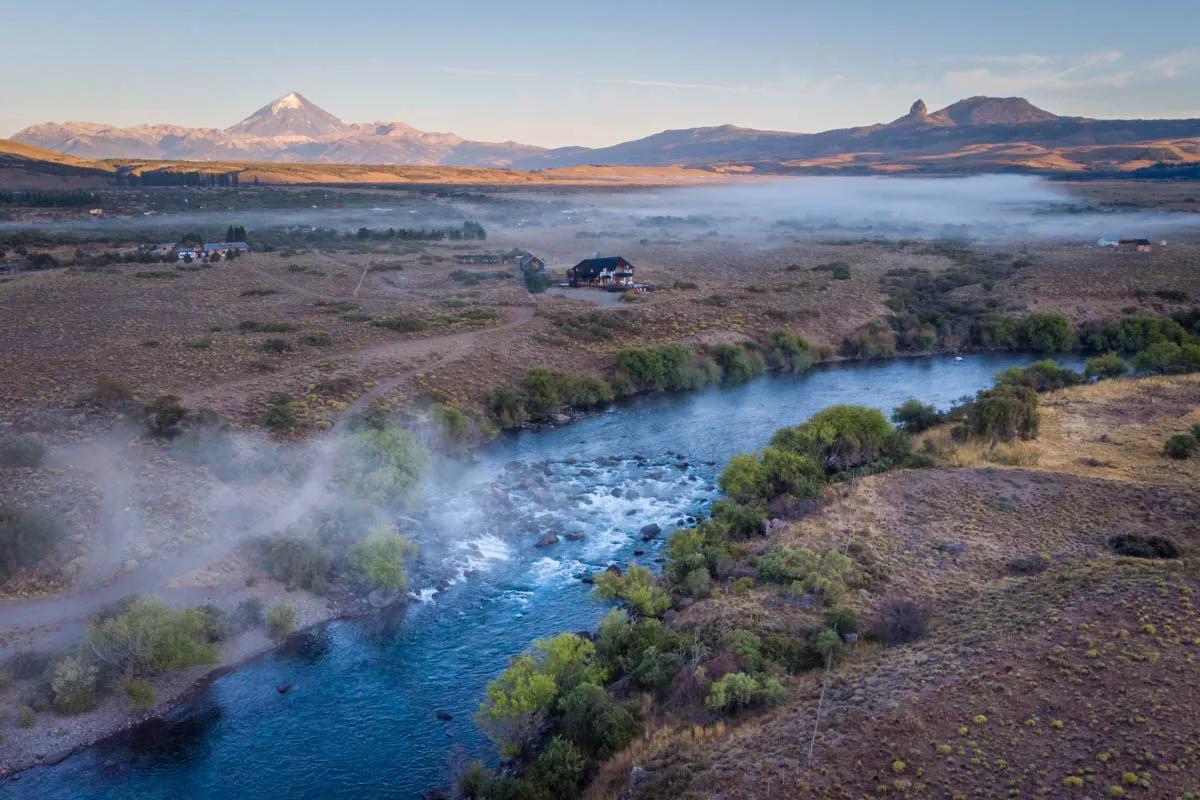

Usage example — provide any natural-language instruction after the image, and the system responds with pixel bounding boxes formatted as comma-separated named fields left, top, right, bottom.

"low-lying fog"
left=4, top=175, right=1195, bottom=245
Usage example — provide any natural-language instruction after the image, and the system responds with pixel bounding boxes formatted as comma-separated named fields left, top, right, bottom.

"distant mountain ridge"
left=13, top=92, right=545, bottom=167
left=11, top=93, right=1200, bottom=174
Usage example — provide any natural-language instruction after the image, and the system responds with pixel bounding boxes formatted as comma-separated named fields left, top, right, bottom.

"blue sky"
left=2, top=0, right=1198, bottom=146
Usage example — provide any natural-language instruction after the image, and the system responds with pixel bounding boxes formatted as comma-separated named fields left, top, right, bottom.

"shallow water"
left=1, top=353, right=1076, bottom=800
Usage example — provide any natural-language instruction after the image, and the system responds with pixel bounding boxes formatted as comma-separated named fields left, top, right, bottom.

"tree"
left=592, top=564, right=671, bottom=616
left=86, top=598, right=218, bottom=675
left=770, top=404, right=900, bottom=474
left=964, top=384, right=1039, bottom=446
left=1019, top=312, right=1075, bottom=354
left=1084, top=353, right=1128, bottom=380
left=476, top=654, right=558, bottom=758
left=349, top=524, right=417, bottom=594
left=717, top=454, right=768, bottom=504
left=557, top=682, right=640, bottom=758
left=891, top=398, right=943, bottom=433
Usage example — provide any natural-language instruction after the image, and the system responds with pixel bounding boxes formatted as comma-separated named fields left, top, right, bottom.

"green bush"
left=824, top=606, right=858, bottom=635
left=485, top=385, right=528, bottom=429
left=717, top=454, right=768, bottom=505
left=122, top=677, right=156, bottom=710
left=557, top=682, right=641, bottom=758
left=0, top=504, right=64, bottom=585
left=592, top=564, right=671, bottom=616
left=1164, top=433, right=1198, bottom=460
left=476, top=655, right=559, bottom=758
left=1019, top=312, right=1075, bottom=354
left=429, top=402, right=468, bottom=441
left=302, top=331, right=333, bottom=346
left=87, top=597, right=219, bottom=675
left=757, top=546, right=851, bottom=604
left=50, top=656, right=98, bottom=715
left=1083, top=315, right=1188, bottom=354
left=891, top=398, right=943, bottom=433
left=0, top=434, right=45, bottom=468
left=521, top=367, right=614, bottom=419
left=996, top=360, right=1082, bottom=392
left=964, top=384, right=1039, bottom=445
left=256, top=535, right=332, bottom=594
left=342, top=423, right=429, bottom=505
left=525, top=737, right=586, bottom=797
left=769, top=405, right=901, bottom=475
left=711, top=343, right=765, bottom=383
left=266, top=603, right=295, bottom=639
left=263, top=393, right=298, bottom=433
left=372, top=315, right=428, bottom=333
left=1084, top=353, right=1128, bottom=380
left=614, top=344, right=696, bottom=393
left=1132, top=341, right=1200, bottom=374
left=349, top=524, right=417, bottom=594
left=704, top=672, right=786, bottom=713
left=594, top=609, right=689, bottom=687
left=765, top=330, right=815, bottom=373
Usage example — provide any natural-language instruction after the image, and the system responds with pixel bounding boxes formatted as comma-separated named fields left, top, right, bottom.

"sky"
left=2, top=0, right=1199, bottom=147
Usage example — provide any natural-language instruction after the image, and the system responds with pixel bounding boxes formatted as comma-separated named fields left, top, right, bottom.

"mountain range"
left=10, top=92, right=1200, bottom=176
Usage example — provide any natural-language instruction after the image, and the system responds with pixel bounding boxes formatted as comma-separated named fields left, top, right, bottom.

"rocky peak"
left=909, top=99, right=928, bottom=117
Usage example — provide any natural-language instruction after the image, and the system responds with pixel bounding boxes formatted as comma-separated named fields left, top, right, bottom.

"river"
left=0, top=352, right=1075, bottom=800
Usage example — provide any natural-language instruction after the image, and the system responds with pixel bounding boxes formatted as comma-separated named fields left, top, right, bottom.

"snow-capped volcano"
left=12, top=92, right=546, bottom=166
left=224, top=91, right=350, bottom=138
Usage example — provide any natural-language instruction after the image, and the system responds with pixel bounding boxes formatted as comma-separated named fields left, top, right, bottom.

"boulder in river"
left=535, top=531, right=559, bottom=548
left=435, top=709, right=453, bottom=721
left=640, top=523, right=662, bottom=540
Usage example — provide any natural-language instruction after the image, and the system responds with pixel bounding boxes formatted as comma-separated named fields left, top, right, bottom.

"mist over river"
left=0, top=352, right=1080, bottom=800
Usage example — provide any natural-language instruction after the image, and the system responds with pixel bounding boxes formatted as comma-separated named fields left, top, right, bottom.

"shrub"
left=770, top=405, right=901, bottom=474
left=868, top=597, right=927, bottom=645
left=121, top=677, right=156, bottom=710
left=717, top=454, right=769, bottom=505
left=146, top=395, right=187, bottom=438
left=372, top=315, right=428, bottom=333
left=756, top=546, right=851, bottom=605
left=765, top=330, right=815, bottom=373
left=0, top=504, right=64, bottom=584
left=90, top=374, right=135, bottom=406
left=238, top=321, right=297, bottom=333
left=711, top=344, right=765, bottom=383
left=760, top=447, right=824, bottom=499
left=614, top=344, right=694, bottom=393
left=256, top=535, right=332, bottom=594
left=1019, top=313, right=1075, bottom=354
left=476, top=653, right=559, bottom=757
left=1133, top=341, right=1200, bottom=374
left=592, top=564, right=671, bottom=616
left=1083, top=315, right=1188, bottom=354
left=266, top=604, right=295, bottom=639
left=557, top=682, right=641, bottom=758
left=710, top=499, right=766, bottom=540
left=263, top=393, right=298, bottom=433
left=521, top=367, right=614, bottom=419
left=996, top=360, right=1082, bottom=392
left=233, top=597, right=265, bottom=630
left=87, top=598, right=219, bottom=674
left=1108, top=533, right=1180, bottom=559
left=824, top=606, right=858, bottom=635
left=429, top=402, right=468, bottom=442
left=343, top=423, right=429, bottom=505
left=526, top=737, right=586, bottom=796
left=964, top=384, right=1039, bottom=445
left=891, top=399, right=943, bottom=433
left=594, top=609, right=689, bottom=686
left=705, top=672, right=786, bottom=713
left=50, top=656, right=97, bottom=715
left=485, top=385, right=528, bottom=429
left=302, top=331, right=333, bottom=346
left=260, top=338, right=294, bottom=354
left=1163, top=433, right=1198, bottom=460
left=1084, top=353, right=1129, bottom=380
left=349, top=524, right=417, bottom=594
left=0, top=434, right=45, bottom=468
